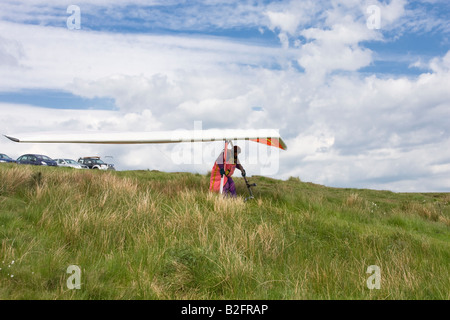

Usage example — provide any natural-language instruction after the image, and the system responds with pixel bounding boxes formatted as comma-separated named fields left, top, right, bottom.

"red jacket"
left=209, top=150, right=239, bottom=192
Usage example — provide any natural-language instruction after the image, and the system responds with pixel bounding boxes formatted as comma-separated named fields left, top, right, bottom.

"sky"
left=0, top=0, right=449, bottom=192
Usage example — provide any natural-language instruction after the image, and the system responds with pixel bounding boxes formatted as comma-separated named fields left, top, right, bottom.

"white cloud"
left=379, top=0, right=407, bottom=26
left=265, top=11, right=302, bottom=36
left=0, top=20, right=289, bottom=90
left=429, top=51, right=450, bottom=73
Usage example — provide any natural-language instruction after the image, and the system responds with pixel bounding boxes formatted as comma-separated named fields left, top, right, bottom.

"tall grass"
left=0, top=163, right=449, bottom=299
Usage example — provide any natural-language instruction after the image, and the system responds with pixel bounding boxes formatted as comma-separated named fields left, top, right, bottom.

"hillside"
left=0, top=163, right=449, bottom=300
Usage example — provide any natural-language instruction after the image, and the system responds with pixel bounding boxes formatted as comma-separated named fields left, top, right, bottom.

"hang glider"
left=3, top=129, right=287, bottom=150
left=4, top=129, right=287, bottom=195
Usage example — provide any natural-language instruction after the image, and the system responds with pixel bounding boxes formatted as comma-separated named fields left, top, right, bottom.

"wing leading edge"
left=4, top=129, right=287, bottom=150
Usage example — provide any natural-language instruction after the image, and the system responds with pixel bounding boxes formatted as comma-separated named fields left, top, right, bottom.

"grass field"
left=0, top=163, right=449, bottom=299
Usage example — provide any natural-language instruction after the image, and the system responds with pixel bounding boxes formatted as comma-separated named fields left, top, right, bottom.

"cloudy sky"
left=0, top=0, right=449, bottom=192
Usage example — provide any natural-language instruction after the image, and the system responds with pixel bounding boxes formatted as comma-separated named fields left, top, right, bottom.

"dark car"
left=16, top=154, right=57, bottom=166
left=0, top=153, right=16, bottom=163
left=77, top=156, right=115, bottom=170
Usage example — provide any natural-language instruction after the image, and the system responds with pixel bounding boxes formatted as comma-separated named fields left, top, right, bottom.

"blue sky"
left=0, top=0, right=449, bottom=191
left=1, top=1, right=449, bottom=97
left=0, top=89, right=116, bottom=110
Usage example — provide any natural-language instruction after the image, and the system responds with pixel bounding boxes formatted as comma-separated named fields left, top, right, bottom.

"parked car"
left=0, top=153, right=16, bottom=163
left=55, top=158, right=88, bottom=169
left=77, top=156, right=115, bottom=170
left=16, top=154, right=57, bottom=166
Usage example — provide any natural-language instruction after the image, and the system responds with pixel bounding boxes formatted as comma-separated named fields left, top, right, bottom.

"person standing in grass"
left=209, top=145, right=246, bottom=197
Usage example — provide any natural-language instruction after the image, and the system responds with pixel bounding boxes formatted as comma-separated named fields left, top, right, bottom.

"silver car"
left=55, top=158, right=87, bottom=169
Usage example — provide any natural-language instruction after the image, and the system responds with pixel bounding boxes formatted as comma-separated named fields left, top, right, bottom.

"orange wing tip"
left=250, top=138, right=287, bottom=150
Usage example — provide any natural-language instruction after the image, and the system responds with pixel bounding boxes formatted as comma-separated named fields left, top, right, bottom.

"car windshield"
left=39, top=155, right=52, bottom=161
left=65, top=159, right=78, bottom=164
left=0, top=154, right=12, bottom=159
left=92, top=159, right=105, bottom=164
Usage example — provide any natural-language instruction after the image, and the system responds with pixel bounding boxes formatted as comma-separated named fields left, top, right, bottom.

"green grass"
left=0, top=163, right=449, bottom=299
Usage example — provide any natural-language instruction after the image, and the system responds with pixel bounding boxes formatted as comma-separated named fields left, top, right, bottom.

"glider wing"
left=4, top=129, right=287, bottom=150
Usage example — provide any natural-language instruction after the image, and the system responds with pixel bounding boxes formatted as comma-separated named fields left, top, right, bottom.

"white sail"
left=4, top=129, right=287, bottom=150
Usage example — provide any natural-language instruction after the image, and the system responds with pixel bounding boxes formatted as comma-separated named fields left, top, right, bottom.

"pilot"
left=209, top=145, right=246, bottom=197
